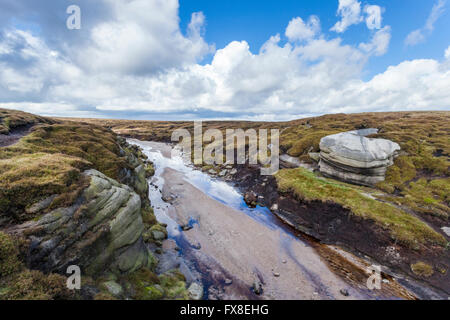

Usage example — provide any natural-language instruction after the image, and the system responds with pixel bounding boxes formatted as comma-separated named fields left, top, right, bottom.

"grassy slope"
left=276, top=168, right=446, bottom=248
left=0, top=116, right=130, bottom=221
left=1, top=109, right=188, bottom=300
left=280, top=112, right=450, bottom=223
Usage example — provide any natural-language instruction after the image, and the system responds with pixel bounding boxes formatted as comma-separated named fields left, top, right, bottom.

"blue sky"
left=0, top=0, right=449, bottom=120
left=178, top=0, right=450, bottom=79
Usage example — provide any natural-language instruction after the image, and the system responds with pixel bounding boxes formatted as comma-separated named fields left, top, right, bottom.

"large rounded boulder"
left=319, top=129, right=400, bottom=186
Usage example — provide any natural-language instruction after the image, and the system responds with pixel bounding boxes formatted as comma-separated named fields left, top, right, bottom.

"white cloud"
left=0, top=0, right=449, bottom=120
left=364, top=5, right=382, bottom=30
left=285, top=16, right=321, bottom=42
left=331, top=0, right=363, bottom=33
left=78, top=0, right=213, bottom=75
left=445, top=46, right=450, bottom=59
left=405, top=0, right=446, bottom=46
left=359, top=26, right=391, bottom=56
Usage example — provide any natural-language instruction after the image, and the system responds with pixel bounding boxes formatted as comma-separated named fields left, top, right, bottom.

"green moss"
left=0, top=232, right=21, bottom=277
left=158, top=269, right=189, bottom=300
left=125, top=268, right=160, bottom=300
left=276, top=168, right=447, bottom=248
left=411, top=262, right=434, bottom=278
left=0, top=270, right=72, bottom=300
left=144, top=163, right=155, bottom=178
left=122, top=268, right=188, bottom=300
left=144, top=285, right=164, bottom=300
left=141, top=206, right=157, bottom=227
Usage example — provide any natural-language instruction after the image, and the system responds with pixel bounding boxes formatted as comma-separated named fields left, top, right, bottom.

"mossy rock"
left=144, top=285, right=164, bottom=300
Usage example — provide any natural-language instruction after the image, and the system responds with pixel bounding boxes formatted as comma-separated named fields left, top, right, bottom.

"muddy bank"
left=0, top=124, right=33, bottom=147
left=230, top=164, right=449, bottom=299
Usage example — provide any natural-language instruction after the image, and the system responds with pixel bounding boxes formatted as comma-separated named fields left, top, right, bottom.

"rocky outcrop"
left=319, top=129, right=400, bottom=186
left=10, top=169, right=156, bottom=276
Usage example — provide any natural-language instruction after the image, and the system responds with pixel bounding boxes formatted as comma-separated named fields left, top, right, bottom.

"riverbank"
left=130, top=139, right=418, bottom=300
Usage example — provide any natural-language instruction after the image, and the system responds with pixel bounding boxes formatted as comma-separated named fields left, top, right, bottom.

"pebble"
left=340, top=289, right=350, bottom=297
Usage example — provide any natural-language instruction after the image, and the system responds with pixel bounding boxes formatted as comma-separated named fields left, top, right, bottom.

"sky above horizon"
left=0, top=0, right=449, bottom=121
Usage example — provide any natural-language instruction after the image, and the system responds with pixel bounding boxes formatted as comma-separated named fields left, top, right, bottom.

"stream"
left=129, top=139, right=411, bottom=300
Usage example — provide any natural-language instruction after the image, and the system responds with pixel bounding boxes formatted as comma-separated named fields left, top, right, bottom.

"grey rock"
left=181, top=224, right=193, bottom=231
left=26, top=195, right=58, bottom=215
left=340, top=289, right=350, bottom=297
left=103, top=280, right=123, bottom=297
left=188, top=282, right=204, bottom=300
left=14, top=169, right=153, bottom=276
left=152, top=230, right=167, bottom=241
left=319, top=129, right=400, bottom=186
left=252, top=280, right=263, bottom=295
left=219, top=169, right=228, bottom=177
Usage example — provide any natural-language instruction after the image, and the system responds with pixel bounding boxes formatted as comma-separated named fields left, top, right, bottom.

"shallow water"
left=128, top=139, right=412, bottom=300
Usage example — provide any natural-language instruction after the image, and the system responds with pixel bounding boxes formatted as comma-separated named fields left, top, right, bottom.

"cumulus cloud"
left=405, top=0, right=446, bottom=46
left=285, top=16, right=321, bottom=42
left=332, top=0, right=384, bottom=33
left=78, top=0, right=213, bottom=75
left=446, top=46, right=450, bottom=59
left=359, top=26, right=391, bottom=56
left=0, top=0, right=449, bottom=120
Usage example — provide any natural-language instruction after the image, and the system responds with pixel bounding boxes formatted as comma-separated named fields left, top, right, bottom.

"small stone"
left=270, top=204, right=279, bottom=211
left=252, top=280, right=263, bottom=295
left=230, top=169, right=237, bottom=175
left=282, top=260, right=287, bottom=264
left=273, top=272, right=280, bottom=277
left=208, top=169, right=216, bottom=175
left=192, top=242, right=202, bottom=250
left=181, top=224, right=193, bottom=231
left=188, top=282, right=204, bottom=300
left=152, top=230, right=166, bottom=241
left=219, top=169, right=227, bottom=177
left=224, top=279, right=233, bottom=285
left=442, top=227, right=450, bottom=237
left=340, top=289, right=350, bottom=297
left=103, top=280, right=123, bottom=297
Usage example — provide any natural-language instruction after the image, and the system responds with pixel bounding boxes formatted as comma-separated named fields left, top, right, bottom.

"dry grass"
left=0, top=110, right=130, bottom=222
left=411, top=261, right=434, bottom=278
left=0, top=108, right=52, bottom=134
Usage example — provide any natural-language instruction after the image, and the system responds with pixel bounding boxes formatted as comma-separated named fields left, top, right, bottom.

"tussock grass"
left=411, top=261, right=434, bottom=278
left=0, top=109, right=129, bottom=221
left=0, top=108, right=52, bottom=134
